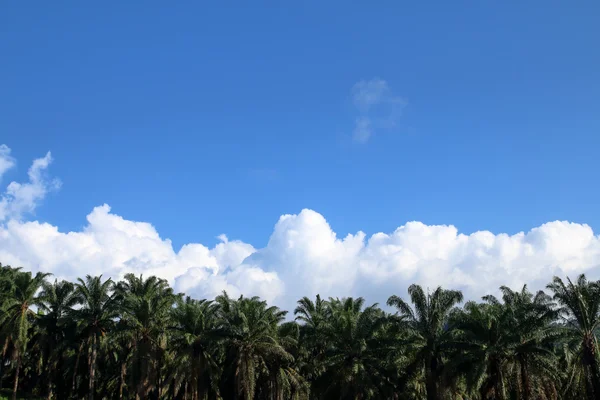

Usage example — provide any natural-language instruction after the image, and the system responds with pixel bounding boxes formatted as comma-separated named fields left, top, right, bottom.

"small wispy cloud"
left=0, top=145, right=16, bottom=180
left=351, top=78, right=407, bottom=143
left=0, top=145, right=61, bottom=222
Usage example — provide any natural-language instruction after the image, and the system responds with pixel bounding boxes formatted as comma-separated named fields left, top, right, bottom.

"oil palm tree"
left=313, top=297, right=397, bottom=399
left=104, top=322, right=135, bottom=400
left=450, top=300, right=512, bottom=400
left=494, top=286, right=561, bottom=400
left=267, top=321, right=310, bottom=400
left=37, top=279, right=78, bottom=400
left=557, top=334, right=590, bottom=399
left=216, top=292, right=292, bottom=400
left=0, top=270, right=50, bottom=400
left=547, top=274, right=600, bottom=400
left=168, top=296, right=222, bottom=400
left=450, top=286, right=561, bottom=400
left=71, top=275, right=120, bottom=400
left=116, top=273, right=178, bottom=399
left=0, top=264, right=22, bottom=391
left=387, top=285, right=463, bottom=400
left=294, top=295, right=329, bottom=382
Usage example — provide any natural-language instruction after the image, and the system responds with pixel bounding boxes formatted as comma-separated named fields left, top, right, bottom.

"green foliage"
left=1, top=261, right=600, bottom=400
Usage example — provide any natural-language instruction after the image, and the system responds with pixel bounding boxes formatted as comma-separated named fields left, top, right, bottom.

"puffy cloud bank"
left=1, top=145, right=600, bottom=311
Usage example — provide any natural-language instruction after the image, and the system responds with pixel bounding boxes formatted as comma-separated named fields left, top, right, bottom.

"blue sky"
left=2, top=1, right=600, bottom=247
left=1, top=2, right=600, bottom=307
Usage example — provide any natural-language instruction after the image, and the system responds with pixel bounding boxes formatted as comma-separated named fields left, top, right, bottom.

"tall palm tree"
left=169, top=296, right=222, bottom=400
left=557, top=334, right=590, bottom=399
left=294, top=295, right=328, bottom=335
left=387, top=285, right=463, bottom=400
left=103, top=321, right=134, bottom=400
left=37, top=279, right=78, bottom=400
left=0, top=270, right=50, bottom=400
left=450, top=300, right=512, bottom=400
left=269, top=321, right=310, bottom=400
left=216, top=292, right=292, bottom=400
left=116, top=273, right=178, bottom=399
left=0, top=264, right=22, bottom=391
left=71, top=275, right=120, bottom=400
left=547, top=275, right=600, bottom=400
left=294, top=295, right=329, bottom=382
left=494, top=286, right=561, bottom=400
left=449, top=287, right=561, bottom=400
left=313, top=297, right=397, bottom=399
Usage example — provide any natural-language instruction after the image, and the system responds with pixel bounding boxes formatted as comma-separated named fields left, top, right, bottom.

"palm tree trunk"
left=88, top=334, right=97, bottom=400
left=519, top=357, right=531, bottom=400
left=582, top=334, right=600, bottom=400
left=71, top=341, right=84, bottom=398
left=425, top=357, right=439, bottom=400
left=170, top=377, right=175, bottom=400
left=479, top=377, right=494, bottom=400
left=55, top=354, right=66, bottom=400
left=119, top=362, right=126, bottom=400
left=156, top=348, right=163, bottom=399
left=494, top=361, right=506, bottom=400
left=425, top=372, right=438, bottom=400
left=0, top=337, right=8, bottom=391
left=12, top=355, right=21, bottom=400
left=45, top=347, right=54, bottom=400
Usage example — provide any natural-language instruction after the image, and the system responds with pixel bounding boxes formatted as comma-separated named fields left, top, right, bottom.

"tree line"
left=1, top=263, right=599, bottom=400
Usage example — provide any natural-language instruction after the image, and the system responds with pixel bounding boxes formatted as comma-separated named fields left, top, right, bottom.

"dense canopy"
left=1, top=263, right=599, bottom=400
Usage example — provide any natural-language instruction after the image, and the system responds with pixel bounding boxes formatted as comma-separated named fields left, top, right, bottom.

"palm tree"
left=116, top=273, right=178, bottom=399
left=0, top=270, right=50, bottom=400
left=494, top=286, right=561, bottom=400
left=313, top=297, right=397, bottom=399
left=269, top=321, right=310, bottom=400
left=169, top=296, right=222, bottom=400
left=451, top=300, right=512, bottom=400
left=294, top=295, right=329, bottom=382
left=216, top=292, right=292, bottom=400
left=294, top=295, right=328, bottom=335
left=0, top=264, right=23, bottom=391
left=449, top=286, right=561, bottom=400
left=71, top=275, right=120, bottom=400
left=8, top=260, right=600, bottom=400
left=387, top=285, right=463, bottom=400
left=37, top=279, right=78, bottom=400
left=557, top=334, right=590, bottom=399
left=103, top=322, right=134, bottom=400
left=547, top=275, right=600, bottom=400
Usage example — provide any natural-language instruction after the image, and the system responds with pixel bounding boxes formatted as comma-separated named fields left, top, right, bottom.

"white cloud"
left=352, top=78, right=392, bottom=112
left=350, top=78, right=407, bottom=143
left=0, top=145, right=16, bottom=180
left=2, top=148, right=600, bottom=311
left=353, top=117, right=372, bottom=144
left=0, top=146, right=60, bottom=222
left=3, top=204, right=600, bottom=312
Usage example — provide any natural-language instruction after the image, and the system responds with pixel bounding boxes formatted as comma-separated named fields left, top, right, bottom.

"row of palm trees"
left=1, top=262, right=599, bottom=400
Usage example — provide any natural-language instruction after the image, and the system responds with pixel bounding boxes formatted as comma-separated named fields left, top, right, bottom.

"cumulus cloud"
left=3, top=205, right=600, bottom=312
left=351, top=78, right=407, bottom=143
left=0, top=146, right=60, bottom=222
left=2, top=147, right=600, bottom=312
